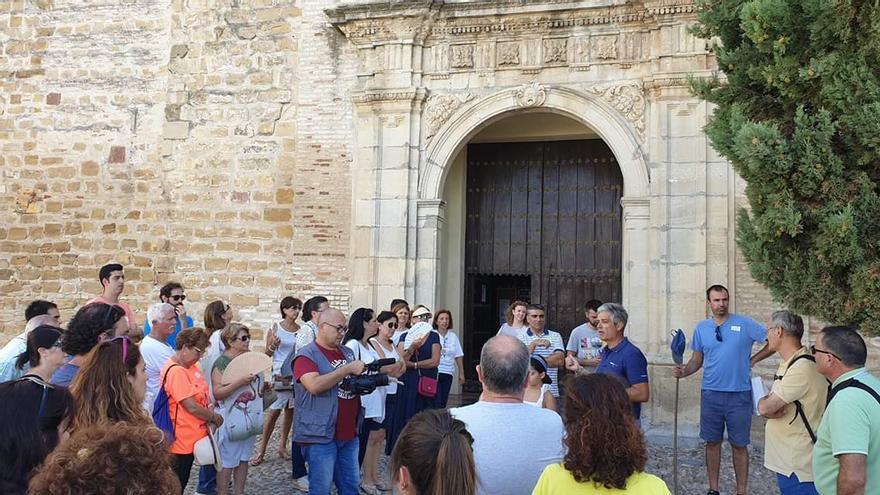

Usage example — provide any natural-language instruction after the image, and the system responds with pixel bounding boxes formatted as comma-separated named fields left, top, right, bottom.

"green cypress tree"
left=691, top=0, right=880, bottom=333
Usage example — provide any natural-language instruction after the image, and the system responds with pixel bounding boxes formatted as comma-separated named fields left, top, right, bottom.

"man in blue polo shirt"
left=566, top=302, right=649, bottom=419
left=673, top=284, right=772, bottom=495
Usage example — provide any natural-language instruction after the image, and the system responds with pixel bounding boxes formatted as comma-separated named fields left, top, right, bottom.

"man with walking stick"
left=670, top=328, right=686, bottom=495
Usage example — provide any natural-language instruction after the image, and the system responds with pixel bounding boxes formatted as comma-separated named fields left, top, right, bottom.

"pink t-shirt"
left=87, top=296, right=137, bottom=331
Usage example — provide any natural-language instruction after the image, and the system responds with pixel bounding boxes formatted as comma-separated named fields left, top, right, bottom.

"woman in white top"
left=497, top=300, right=528, bottom=337
left=433, top=309, right=465, bottom=408
left=344, top=308, right=400, bottom=495
left=371, top=310, right=407, bottom=459
left=252, top=296, right=301, bottom=465
left=391, top=302, right=411, bottom=345
left=524, top=355, right=557, bottom=411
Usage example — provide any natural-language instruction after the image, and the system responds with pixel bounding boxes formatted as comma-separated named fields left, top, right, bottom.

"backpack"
left=223, top=377, right=264, bottom=442
left=828, top=376, right=880, bottom=407
left=151, top=364, right=180, bottom=444
left=774, top=354, right=822, bottom=443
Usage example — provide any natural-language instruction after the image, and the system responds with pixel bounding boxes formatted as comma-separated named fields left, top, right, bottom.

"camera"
left=340, top=357, right=397, bottom=396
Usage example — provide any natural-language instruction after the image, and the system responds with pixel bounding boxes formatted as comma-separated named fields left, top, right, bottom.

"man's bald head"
left=479, top=335, right=529, bottom=395
left=315, top=307, right=347, bottom=348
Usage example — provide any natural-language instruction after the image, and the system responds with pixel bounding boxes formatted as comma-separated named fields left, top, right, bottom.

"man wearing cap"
left=292, top=307, right=365, bottom=495
left=452, top=335, right=564, bottom=495
left=565, top=302, right=649, bottom=420
left=143, top=282, right=193, bottom=349
left=517, top=304, right=565, bottom=397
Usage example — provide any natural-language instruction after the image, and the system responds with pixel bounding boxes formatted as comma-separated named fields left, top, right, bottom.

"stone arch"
left=419, top=84, right=650, bottom=201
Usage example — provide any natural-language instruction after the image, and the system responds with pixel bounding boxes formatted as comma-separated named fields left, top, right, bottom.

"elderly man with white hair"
left=141, top=302, right=177, bottom=412
left=0, top=313, right=62, bottom=382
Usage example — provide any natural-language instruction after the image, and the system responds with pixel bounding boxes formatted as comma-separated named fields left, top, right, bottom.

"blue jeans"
left=777, top=473, right=818, bottom=495
left=291, top=440, right=308, bottom=479
left=302, top=438, right=360, bottom=495
left=196, top=465, right=216, bottom=494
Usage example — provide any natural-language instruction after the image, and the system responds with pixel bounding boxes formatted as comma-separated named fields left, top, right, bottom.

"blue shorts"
left=776, top=473, right=818, bottom=495
left=699, top=389, right=752, bottom=446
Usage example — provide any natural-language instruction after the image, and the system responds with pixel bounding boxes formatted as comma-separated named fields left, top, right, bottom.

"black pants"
left=437, top=373, right=454, bottom=408
left=171, top=453, right=194, bottom=494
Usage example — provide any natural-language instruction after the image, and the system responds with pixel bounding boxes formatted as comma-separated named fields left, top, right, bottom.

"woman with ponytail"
left=390, top=409, right=477, bottom=495
left=532, top=374, right=669, bottom=494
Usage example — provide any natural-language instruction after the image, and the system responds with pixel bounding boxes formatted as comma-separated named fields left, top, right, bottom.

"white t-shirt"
left=370, top=337, right=400, bottom=395
left=497, top=323, right=525, bottom=337
left=141, top=335, right=175, bottom=412
left=451, top=401, right=565, bottom=495
left=438, top=331, right=464, bottom=375
left=345, top=339, right=386, bottom=421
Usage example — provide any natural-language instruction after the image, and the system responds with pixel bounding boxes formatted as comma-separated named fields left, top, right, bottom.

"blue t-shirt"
left=596, top=338, right=649, bottom=419
left=143, top=315, right=194, bottom=350
left=692, top=314, right=766, bottom=392
left=50, top=361, right=81, bottom=387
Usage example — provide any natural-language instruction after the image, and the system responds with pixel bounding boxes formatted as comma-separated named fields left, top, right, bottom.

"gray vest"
left=292, top=342, right=356, bottom=444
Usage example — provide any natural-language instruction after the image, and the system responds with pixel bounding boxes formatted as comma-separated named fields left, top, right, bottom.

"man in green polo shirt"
left=812, top=326, right=880, bottom=495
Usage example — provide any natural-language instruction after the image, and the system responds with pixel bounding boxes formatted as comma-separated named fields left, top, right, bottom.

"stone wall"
left=0, top=0, right=356, bottom=341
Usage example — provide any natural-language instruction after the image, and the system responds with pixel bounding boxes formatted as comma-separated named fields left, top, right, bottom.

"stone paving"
left=185, top=404, right=780, bottom=495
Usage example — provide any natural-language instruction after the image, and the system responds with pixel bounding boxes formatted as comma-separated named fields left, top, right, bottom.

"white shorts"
left=269, top=390, right=294, bottom=410
left=217, top=428, right=258, bottom=469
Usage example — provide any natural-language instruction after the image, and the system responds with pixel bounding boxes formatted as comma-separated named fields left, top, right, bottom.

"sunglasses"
left=715, top=325, right=723, bottom=342
left=171, top=294, right=186, bottom=301
left=810, top=345, right=840, bottom=361
left=235, top=335, right=250, bottom=342
left=107, top=335, right=133, bottom=362
left=223, top=305, right=232, bottom=313
left=387, top=322, right=398, bottom=329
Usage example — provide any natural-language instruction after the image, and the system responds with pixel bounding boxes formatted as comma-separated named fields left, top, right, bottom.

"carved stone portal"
left=450, top=44, right=474, bottom=68
left=423, top=92, right=475, bottom=139
left=543, top=38, right=567, bottom=64
left=497, top=42, right=520, bottom=66
left=589, top=83, right=646, bottom=134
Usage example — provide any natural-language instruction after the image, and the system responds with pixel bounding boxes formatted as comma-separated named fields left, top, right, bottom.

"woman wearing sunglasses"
left=0, top=325, right=72, bottom=494
left=371, top=311, right=406, bottom=457
left=162, top=327, right=223, bottom=492
left=211, top=323, right=263, bottom=495
left=67, top=335, right=150, bottom=434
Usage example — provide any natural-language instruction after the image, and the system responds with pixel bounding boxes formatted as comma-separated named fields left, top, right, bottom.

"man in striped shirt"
left=517, top=304, right=565, bottom=397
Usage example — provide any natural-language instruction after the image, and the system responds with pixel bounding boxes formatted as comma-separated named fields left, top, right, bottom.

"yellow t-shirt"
left=532, top=463, right=670, bottom=495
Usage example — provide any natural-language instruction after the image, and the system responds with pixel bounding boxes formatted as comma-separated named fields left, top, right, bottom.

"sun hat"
left=221, top=351, right=272, bottom=386
left=530, top=355, right=552, bottom=384
left=193, top=425, right=221, bottom=469
left=411, top=306, right=432, bottom=318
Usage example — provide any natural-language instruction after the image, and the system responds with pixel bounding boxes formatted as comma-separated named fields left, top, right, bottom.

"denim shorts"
left=700, top=389, right=753, bottom=446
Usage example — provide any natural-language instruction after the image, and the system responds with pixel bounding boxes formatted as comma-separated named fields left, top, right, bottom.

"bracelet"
left=415, top=361, right=418, bottom=369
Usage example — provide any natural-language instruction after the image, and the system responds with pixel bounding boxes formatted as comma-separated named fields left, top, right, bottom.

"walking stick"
left=670, top=329, right=686, bottom=495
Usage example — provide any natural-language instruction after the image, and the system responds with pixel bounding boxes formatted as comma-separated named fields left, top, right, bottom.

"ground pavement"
left=185, top=403, right=780, bottom=495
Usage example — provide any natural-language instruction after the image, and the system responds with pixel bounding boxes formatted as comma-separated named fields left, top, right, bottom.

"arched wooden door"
left=463, top=139, right=623, bottom=377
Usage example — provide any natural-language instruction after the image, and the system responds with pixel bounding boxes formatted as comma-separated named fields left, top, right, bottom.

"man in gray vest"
left=292, top=307, right=365, bottom=495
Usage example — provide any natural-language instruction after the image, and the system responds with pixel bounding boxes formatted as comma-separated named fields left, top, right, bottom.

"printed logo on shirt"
left=329, top=358, right=355, bottom=400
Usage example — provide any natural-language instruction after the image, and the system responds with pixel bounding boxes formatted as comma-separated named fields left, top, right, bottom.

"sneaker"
left=292, top=477, right=310, bottom=492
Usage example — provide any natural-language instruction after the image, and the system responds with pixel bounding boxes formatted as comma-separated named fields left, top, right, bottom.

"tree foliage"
left=691, top=0, right=880, bottom=334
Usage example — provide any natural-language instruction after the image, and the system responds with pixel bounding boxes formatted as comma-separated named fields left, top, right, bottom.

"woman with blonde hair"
left=497, top=300, right=528, bottom=337
left=67, top=336, right=149, bottom=433
left=390, top=408, right=477, bottom=495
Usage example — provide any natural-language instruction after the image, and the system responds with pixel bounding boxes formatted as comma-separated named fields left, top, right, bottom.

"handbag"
left=415, top=345, right=438, bottom=399
left=224, top=381, right=264, bottom=442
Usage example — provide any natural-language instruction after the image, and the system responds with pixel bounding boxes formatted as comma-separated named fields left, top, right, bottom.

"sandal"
left=249, top=453, right=265, bottom=466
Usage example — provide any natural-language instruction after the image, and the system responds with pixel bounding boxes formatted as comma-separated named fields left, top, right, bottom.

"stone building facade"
left=6, top=0, right=858, bottom=424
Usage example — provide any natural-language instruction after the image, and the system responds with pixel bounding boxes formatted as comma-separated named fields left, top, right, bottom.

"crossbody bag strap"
left=778, top=354, right=819, bottom=443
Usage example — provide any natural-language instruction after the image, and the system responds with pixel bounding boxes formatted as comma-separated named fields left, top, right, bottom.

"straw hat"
left=193, top=426, right=221, bottom=469
left=221, top=351, right=272, bottom=386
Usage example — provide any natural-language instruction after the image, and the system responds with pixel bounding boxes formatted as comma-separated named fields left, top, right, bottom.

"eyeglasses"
left=107, top=335, right=132, bottom=362
left=236, top=335, right=250, bottom=342
left=810, top=345, right=840, bottom=361
left=171, top=294, right=186, bottom=301
left=191, top=346, right=206, bottom=356
left=321, top=322, right=348, bottom=334
left=223, top=305, right=232, bottom=313
left=715, top=326, right=723, bottom=342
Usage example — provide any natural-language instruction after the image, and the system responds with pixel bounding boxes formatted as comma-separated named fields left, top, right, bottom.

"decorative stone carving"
left=515, top=82, right=547, bottom=108
left=589, top=83, right=645, bottom=134
left=543, top=38, right=567, bottom=64
left=497, top=42, right=520, bottom=66
left=593, top=35, right=618, bottom=60
left=423, top=92, right=474, bottom=139
left=450, top=44, right=474, bottom=68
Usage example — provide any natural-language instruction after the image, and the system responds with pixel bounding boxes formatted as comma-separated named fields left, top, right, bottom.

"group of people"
left=0, top=261, right=878, bottom=495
